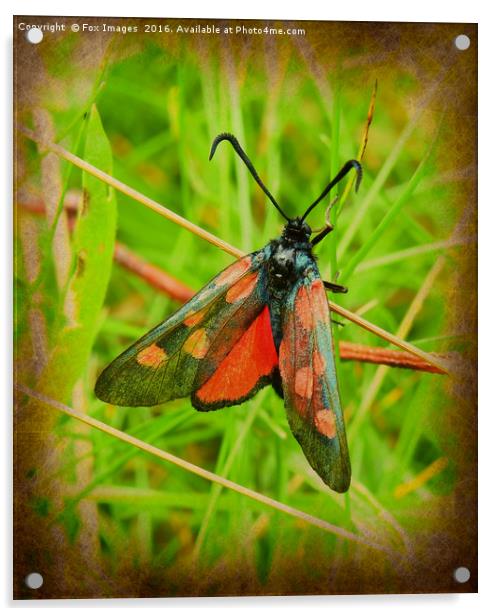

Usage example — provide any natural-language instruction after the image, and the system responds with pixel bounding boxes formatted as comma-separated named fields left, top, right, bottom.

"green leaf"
left=39, top=105, right=117, bottom=402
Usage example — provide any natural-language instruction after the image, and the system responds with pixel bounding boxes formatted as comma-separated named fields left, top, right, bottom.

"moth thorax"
left=269, top=244, right=298, bottom=289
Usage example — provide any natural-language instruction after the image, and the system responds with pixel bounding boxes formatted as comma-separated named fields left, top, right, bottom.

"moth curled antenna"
left=301, top=159, right=363, bottom=222
left=209, top=133, right=291, bottom=222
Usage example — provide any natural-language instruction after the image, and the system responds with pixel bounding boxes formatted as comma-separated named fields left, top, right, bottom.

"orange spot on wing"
left=184, top=328, right=210, bottom=359
left=136, top=344, right=167, bottom=368
left=225, top=271, right=258, bottom=304
left=295, top=366, right=313, bottom=399
left=183, top=306, right=208, bottom=327
left=310, top=279, right=329, bottom=325
left=278, top=336, right=291, bottom=383
left=314, top=409, right=336, bottom=438
left=313, top=350, right=326, bottom=377
left=295, top=285, right=312, bottom=330
left=215, top=256, right=252, bottom=287
left=196, top=306, right=278, bottom=404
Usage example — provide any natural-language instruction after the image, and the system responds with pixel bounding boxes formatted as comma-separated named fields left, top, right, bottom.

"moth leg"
left=311, top=225, right=333, bottom=246
left=331, top=318, right=346, bottom=327
left=323, top=280, right=348, bottom=294
left=311, top=198, right=338, bottom=247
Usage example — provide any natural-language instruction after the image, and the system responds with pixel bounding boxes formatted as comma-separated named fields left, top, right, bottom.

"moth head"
left=282, top=218, right=312, bottom=243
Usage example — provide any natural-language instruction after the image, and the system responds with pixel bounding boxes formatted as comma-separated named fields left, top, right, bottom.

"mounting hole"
left=454, top=566, right=471, bottom=583
left=25, top=572, right=43, bottom=589
left=454, top=34, right=470, bottom=51
left=26, top=27, right=44, bottom=44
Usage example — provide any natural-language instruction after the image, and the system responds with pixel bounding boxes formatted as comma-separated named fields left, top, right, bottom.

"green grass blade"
left=36, top=105, right=117, bottom=402
left=356, top=236, right=474, bottom=273
left=340, top=141, right=434, bottom=283
left=337, top=89, right=439, bottom=260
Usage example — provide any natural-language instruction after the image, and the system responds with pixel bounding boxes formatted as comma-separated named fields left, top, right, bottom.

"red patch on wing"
left=215, top=256, right=252, bottom=287
left=225, top=271, right=258, bottom=304
left=295, top=366, right=313, bottom=399
left=310, top=279, right=329, bottom=325
left=195, top=306, right=278, bottom=404
left=136, top=344, right=167, bottom=368
left=295, top=285, right=312, bottom=330
left=313, top=350, right=326, bottom=377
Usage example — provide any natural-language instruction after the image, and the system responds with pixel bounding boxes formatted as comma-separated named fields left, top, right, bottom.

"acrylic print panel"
left=13, top=16, right=477, bottom=598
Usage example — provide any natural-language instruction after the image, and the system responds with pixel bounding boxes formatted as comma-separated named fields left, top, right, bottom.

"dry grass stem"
left=16, top=384, right=395, bottom=556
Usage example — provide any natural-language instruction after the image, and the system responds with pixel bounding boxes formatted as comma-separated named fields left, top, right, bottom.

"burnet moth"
left=95, top=133, right=362, bottom=493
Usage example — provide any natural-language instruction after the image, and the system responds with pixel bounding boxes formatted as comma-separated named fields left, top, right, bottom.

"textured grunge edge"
left=13, top=16, right=477, bottom=598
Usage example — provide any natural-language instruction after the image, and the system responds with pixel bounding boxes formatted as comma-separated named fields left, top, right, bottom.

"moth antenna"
left=209, top=133, right=291, bottom=222
left=300, top=160, right=362, bottom=222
